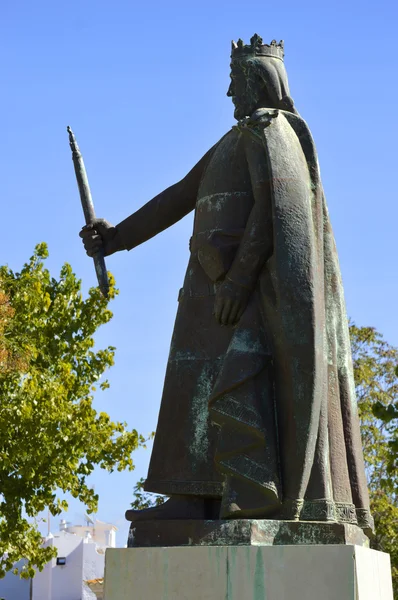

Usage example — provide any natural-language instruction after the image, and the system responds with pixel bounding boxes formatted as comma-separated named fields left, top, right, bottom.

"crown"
left=231, top=34, right=284, bottom=61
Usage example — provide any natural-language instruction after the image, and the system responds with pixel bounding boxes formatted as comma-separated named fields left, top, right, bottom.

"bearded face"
left=227, top=62, right=256, bottom=120
left=227, top=60, right=277, bottom=120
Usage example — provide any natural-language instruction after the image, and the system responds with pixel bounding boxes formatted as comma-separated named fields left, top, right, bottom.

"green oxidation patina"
left=197, top=191, right=249, bottom=213
left=254, top=547, right=266, bottom=600
left=226, top=547, right=238, bottom=600
left=229, top=329, right=264, bottom=354
left=90, top=34, right=373, bottom=535
left=215, top=546, right=223, bottom=577
left=245, top=545, right=252, bottom=594
left=173, top=350, right=198, bottom=362
left=190, top=366, right=213, bottom=464
left=128, top=518, right=370, bottom=549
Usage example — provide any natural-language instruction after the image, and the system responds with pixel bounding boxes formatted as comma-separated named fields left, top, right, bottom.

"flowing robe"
left=117, top=109, right=373, bottom=532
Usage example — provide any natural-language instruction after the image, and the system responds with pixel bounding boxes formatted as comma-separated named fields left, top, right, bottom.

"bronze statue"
left=80, top=35, right=373, bottom=536
left=68, top=126, right=110, bottom=298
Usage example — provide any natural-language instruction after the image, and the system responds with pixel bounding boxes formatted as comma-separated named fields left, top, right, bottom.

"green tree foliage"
left=0, top=244, right=146, bottom=578
left=350, top=324, right=398, bottom=595
left=130, top=477, right=165, bottom=510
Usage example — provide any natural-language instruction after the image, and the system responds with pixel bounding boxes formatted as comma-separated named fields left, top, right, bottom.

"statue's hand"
left=79, top=219, right=122, bottom=257
left=214, top=278, right=251, bottom=326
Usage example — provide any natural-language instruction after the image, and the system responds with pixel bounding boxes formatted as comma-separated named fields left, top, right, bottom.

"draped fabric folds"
left=209, top=110, right=373, bottom=533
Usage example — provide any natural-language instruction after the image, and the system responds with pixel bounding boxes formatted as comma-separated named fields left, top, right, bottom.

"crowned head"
left=231, top=34, right=284, bottom=62
left=228, top=34, right=293, bottom=121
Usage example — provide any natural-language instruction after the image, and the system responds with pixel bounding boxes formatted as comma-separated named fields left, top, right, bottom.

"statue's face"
left=227, top=61, right=258, bottom=120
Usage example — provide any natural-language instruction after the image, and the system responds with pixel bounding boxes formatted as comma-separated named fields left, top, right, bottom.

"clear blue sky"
left=1, top=0, right=397, bottom=545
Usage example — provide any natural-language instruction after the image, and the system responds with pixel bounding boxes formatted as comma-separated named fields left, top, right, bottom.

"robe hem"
left=281, top=498, right=374, bottom=532
left=144, top=479, right=224, bottom=498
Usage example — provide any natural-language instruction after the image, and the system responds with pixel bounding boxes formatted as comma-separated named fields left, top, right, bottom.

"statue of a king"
left=80, top=35, right=373, bottom=536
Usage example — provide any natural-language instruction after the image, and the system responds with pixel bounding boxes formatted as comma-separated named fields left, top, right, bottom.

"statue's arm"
left=226, top=133, right=273, bottom=289
left=116, top=145, right=216, bottom=251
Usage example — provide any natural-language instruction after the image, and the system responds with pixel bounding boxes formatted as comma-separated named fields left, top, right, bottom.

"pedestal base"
left=127, top=518, right=370, bottom=548
left=104, top=545, right=393, bottom=600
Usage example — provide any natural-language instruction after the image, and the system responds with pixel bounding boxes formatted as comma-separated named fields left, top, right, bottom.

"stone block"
left=128, top=518, right=370, bottom=548
left=104, top=545, right=393, bottom=600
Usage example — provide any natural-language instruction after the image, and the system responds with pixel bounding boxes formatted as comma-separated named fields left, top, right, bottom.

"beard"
left=233, top=101, right=255, bottom=121
left=232, top=84, right=261, bottom=121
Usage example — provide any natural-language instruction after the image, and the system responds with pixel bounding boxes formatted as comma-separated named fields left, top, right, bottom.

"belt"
left=178, top=284, right=217, bottom=301
left=189, top=229, right=245, bottom=254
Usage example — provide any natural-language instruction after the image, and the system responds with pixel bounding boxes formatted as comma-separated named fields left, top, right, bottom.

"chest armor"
left=193, top=128, right=254, bottom=236
left=183, top=129, right=255, bottom=295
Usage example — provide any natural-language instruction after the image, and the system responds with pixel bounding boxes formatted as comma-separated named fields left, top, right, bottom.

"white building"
left=0, top=519, right=117, bottom=600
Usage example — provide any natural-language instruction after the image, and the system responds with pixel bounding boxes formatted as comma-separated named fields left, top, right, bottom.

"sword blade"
left=67, top=126, right=109, bottom=298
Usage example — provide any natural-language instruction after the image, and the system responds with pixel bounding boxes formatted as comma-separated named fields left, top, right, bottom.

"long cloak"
left=209, top=109, right=373, bottom=532
left=140, top=108, right=374, bottom=534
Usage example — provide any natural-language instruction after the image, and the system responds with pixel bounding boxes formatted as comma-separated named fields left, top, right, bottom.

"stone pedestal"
left=104, top=544, right=393, bottom=600
left=127, top=518, right=370, bottom=548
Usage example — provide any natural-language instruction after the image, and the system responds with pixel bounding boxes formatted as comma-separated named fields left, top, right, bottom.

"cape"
left=209, top=109, right=374, bottom=533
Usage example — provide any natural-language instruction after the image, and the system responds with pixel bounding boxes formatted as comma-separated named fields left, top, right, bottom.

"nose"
left=227, top=81, right=234, bottom=97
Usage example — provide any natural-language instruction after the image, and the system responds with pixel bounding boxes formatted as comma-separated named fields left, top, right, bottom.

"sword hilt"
left=67, top=125, right=110, bottom=298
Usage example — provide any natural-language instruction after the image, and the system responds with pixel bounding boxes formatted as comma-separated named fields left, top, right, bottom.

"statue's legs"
left=137, top=254, right=276, bottom=522
left=143, top=289, right=229, bottom=499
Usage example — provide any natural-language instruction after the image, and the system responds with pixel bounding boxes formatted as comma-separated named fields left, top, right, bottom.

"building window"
left=56, top=557, right=66, bottom=566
